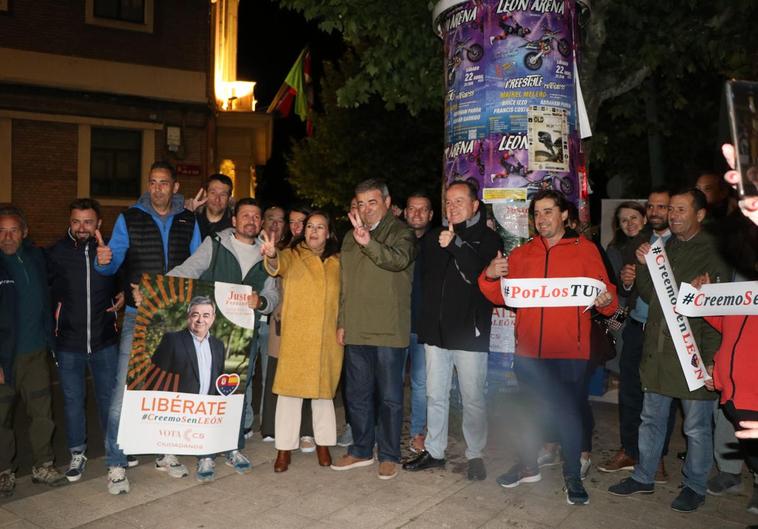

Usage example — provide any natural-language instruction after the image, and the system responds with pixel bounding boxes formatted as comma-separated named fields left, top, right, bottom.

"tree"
left=277, top=0, right=758, bottom=197
left=287, top=60, right=443, bottom=213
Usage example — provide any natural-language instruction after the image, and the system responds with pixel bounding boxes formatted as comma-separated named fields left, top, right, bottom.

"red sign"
left=175, top=164, right=202, bottom=177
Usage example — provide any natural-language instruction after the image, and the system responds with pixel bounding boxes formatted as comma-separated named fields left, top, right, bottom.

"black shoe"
left=467, top=458, right=486, bottom=481
left=676, top=450, right=687, bottom=461
left=565, top=477, right=589, bottom=505
left=402, top=451, right=445, bottom=472
left=608, top=477, right=654, bottom=496
left=671, top=486, right=705, bottom=513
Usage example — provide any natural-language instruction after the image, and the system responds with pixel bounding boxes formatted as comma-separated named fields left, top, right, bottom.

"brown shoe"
left=378, top=461, right=398, bottom=480
left=654, top=459, right=669, bottom=483
left=316, top=446, right=332, bottom=467
left=274, top=450, right=291, bottom=473
left=330, top=454, right=374, bottom=471
left=598, top=449, right=636, bottom=473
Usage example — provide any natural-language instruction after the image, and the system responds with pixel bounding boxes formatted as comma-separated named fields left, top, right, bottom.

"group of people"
left=0, top=149, right=756, bottom=516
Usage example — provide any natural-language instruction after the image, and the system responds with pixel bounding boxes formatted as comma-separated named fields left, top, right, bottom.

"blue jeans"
left=57, top=345, right=118, bottom=456
left=404, top=333, right=427, bottom=437
left=105, top=310, right=135, bottom=468
left=513, top=356, right=589, bottom=480
left=424, top=345, right=487, bottom=460
left=632, top=392, right=713, bottom=495
left=345, top=345, right=405, bottom=463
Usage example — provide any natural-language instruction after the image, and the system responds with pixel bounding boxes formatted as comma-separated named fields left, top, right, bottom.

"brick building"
left=0, top=0, right=272, bottom=244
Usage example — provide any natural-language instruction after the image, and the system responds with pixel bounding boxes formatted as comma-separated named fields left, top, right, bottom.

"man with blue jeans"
left=331, top=179, right=416, bottom=480
left=403, top=193, right=434, bottom=452
left=609, top=188, right=732, bottom=512
left=403, top=181, right=500, bottom=480
left=47, top=199, right=123, bottom=483
left=95, top=161, right=201, bottom=494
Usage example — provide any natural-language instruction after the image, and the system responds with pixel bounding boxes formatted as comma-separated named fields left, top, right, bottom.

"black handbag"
left=590, top=306, right=628, bottom=363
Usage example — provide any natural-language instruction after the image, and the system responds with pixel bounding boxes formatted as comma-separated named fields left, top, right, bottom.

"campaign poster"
left=117, top=274, right=256, bottom=456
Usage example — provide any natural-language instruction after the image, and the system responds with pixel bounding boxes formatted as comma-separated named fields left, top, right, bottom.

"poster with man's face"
left=118, top=274, right=256, bottom=456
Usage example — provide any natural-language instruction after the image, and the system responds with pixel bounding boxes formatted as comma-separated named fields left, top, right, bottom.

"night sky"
left=236, top=0, right=343, bottom=206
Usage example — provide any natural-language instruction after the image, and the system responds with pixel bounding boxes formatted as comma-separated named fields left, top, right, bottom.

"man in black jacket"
left=146, top=297, right=225, bottom=395
left=403, top=181, right=501, bottom=480
left=0, top=205, right=66, bottom=497
left=46, top=198, right=122, bottom=483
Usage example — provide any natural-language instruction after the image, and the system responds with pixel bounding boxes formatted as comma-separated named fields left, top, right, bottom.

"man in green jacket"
left=166, top=197, right=279, bottom=481
left=331, top=179, right=417, bottom=480
left=609, top=188, right=732, bottom=513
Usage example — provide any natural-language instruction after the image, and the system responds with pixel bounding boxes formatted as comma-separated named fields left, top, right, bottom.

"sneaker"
left=608, top=477, right=654, bottom=496
left=336, top=425, right=353, bottom=447
left=580, top=456, right=592, bottom=481
left=537, top=446, right=562, bottom=468
left=671, top=486, right=705, bottom=513
left=107, top=466, right=130, bottom=495
left=496, top=463, right=542, bottom=488
left=707, top=471, right=743, bottom=496
left=65, top=452, right=87, bottom=482
left=468, top=458, right=487, bottom=481
left=225, top=450, right=251, bottom=474
left=654, top=460, right=669, bottom=484
left=300, top=436, right=316, bottom=453
left=598, top=449, right=636, bottom=473
left=0, top=470, right=15, bottom=498
left=409, top=434, right=426, bottom=454
left=262, top=435, right=275, bottom=443
left=31, top=462, right=67, bottom=487
left=196, top=458, right=215, bottom=483
left=155, top=455, right=189, bottom=478
left=378, top=461, right=398, bottom=480
left=747, top=484, right=758, bottom=515
left=330, top=454, right=374, bottom=471
left=243, top=428, right=254, bottom=440
left=565, top=477, right=589, bottom=505
left=127, top=455, right=139, bottom=468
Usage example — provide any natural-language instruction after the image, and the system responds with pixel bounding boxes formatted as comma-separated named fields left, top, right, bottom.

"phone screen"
left=726, top=80, right=758, bottom=197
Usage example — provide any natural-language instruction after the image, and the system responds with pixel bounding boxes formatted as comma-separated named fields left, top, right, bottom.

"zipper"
left=85, top=243, right=92, bottom=355
left=728, top=316, right=748, bottom=402
left=537, top=239, right=551, bottom=357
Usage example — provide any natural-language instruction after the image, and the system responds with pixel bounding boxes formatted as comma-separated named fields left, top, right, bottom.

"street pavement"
left=1, top=391, right=757, bottom=529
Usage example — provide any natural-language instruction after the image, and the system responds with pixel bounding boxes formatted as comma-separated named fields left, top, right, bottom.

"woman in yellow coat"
left=260, top=211, right=343, bottom=472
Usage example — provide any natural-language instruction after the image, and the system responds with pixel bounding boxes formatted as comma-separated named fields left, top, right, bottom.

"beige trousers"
left=274, top=396, right=337, bottom=450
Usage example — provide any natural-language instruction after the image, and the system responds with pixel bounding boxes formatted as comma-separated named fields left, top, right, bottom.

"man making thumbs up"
left=403, top=181, right=501, bottom=481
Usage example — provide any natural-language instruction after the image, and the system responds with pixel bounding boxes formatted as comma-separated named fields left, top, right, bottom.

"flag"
left=267, top=48, right=313, bottom=134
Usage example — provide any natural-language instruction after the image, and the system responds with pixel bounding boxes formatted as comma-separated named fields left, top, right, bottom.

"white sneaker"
left=127, top=455, right=139, bottom=468
left=262, top=436, right=275, bottom=443
left=107, top=466, right=130, bottom=495
left=580, top=456, right=592, bottom=481
left=196, top=458, right=215, bottom=483
left=65, top=452, right=87, bottom=482
left=300, top=436, right=316, bottom=453
left=225, top=450, right=251, bottom=474
left=155, top=455, right=189, bottom=478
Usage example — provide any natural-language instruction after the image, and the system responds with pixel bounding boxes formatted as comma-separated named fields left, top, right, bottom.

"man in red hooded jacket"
left=478, top=190, right=617, bottom=506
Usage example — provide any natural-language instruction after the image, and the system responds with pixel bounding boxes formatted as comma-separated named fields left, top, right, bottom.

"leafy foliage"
left=287, top=60, right=443, bottom=214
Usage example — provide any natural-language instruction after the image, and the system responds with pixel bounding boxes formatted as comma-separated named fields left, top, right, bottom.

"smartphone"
left=725, top=80, right=758, bottom=197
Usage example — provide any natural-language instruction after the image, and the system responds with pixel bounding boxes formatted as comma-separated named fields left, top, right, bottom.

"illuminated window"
left=91, top=127, right=142, bottom=199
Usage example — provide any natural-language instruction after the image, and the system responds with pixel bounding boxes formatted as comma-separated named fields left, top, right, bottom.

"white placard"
left=644, top=239, right=710, bottom=391
left=676, top=281, right=758, bottom=316
left=118, top=390, right=243, bottom=455
left=500, top=277, right=606, bottom=308
left=214, top=281, right=255, bottom=329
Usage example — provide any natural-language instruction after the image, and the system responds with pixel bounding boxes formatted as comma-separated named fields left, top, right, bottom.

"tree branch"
left=599, top=65, right=652, bottom=104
